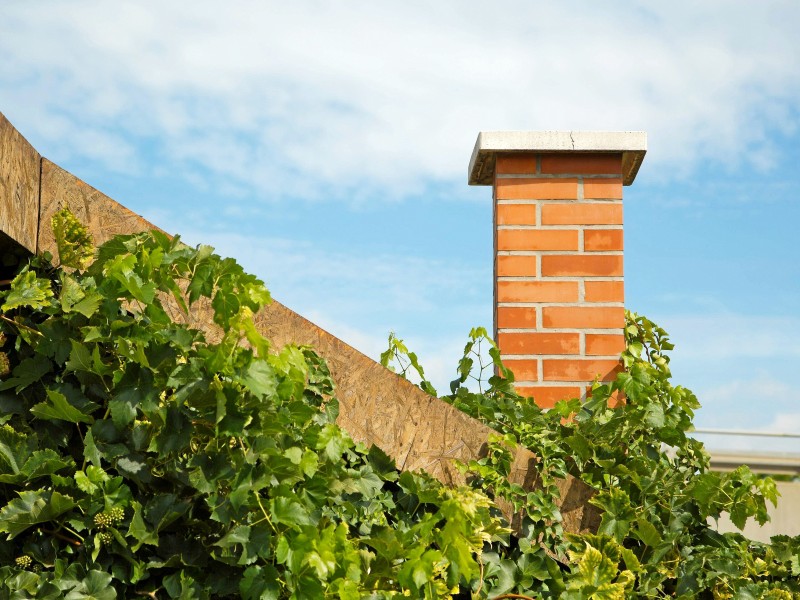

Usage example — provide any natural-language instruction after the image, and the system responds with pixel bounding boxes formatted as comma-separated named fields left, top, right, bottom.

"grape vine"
left=0, top=209, right=797, bottom=598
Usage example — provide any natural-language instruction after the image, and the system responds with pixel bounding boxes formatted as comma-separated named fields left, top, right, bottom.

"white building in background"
left=698, top=429, right=800, bottom=543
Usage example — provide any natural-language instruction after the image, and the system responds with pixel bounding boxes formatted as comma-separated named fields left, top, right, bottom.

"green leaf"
left=617, top=363, right=650, bottom=402
left=284, top=447, right=303, bottom=464
left=240, top=565, right=280, bottom=600
left=299, top=450, right=319, bottom=478
left=187, top=262, right=215, bottom=304
left=270, top=495, right=314, bottom=528
left=644, top=402, right=665, bottom=428
left=58, top=274, right=102, bottom=319
left=239, top=359, right=277, bottom=399
left=0, top=449, right=73, bottom=484
left=212, top=287, right=241, bottom=326
left=0, top=490, right=76, bottom=539
left=690, top=472, right=721, bottom=506
left=620, top=547, right=641, bottom=573
left=1, top=268, right=54, bottom=311
left=30, top=389, right=94, bottom=424
left=21, top=449, right=73, bottom=478
left=575, top=545, right=616, bottom=587
left=64, top=570, right=116, bottom=600
left=60, top=273, right=85, bottom=310
left=65, top=340, right=94, bottom=374
left=729, top=501, right=750, bottom=530
left=127, top=501, right=159, bottom=550
left=75, top=470, right=99, bottom=494
left=109, top=393, right=138, bottom=428
left=0, top=354, right=52, bottom=392
left=591, top=488, right=635, bottom=542
left=316, top=423, right=349, bottom=462
left=634, top=517, right=663, bottom=547
left=84, top=429, right=103, bottom=467
left=144, top=493, right=189, bottom=533
left=6, top=571, right=41, bottom=595
left=0, top=425, right=29, bottom=475
left=71, top=292, right=102, bottom=318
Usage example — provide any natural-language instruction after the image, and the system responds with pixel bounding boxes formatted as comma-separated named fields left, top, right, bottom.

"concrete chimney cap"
left=468, top=130, right=647, bottom=187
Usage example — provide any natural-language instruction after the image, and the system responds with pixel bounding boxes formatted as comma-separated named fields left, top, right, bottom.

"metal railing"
left=691, top=428, right=800, bottom=476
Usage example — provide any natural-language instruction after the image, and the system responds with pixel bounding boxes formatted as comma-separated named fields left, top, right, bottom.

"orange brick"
left=585, top=334, right=626, bottom=356
left=584, top=280, right=624, bottom=303
left=515, top=385, right=583, bottom=408
left=584, top=229, right=624, bottom=251
left=502, top=359, right=538, bottom=381
left=541, top=254, right=623, bottom=277
left=497, top=280, right=578, bottom=303
left=495, top=178, right=578, bottom=200
left=497, top=229, right=578, bottom=252
left=542, top=359, right=622, bottom=382
left=542, top=306, right=625, bottom=329
left=499, top=332, right=580, bottom=355
left=541, top=202, right=622, bottom=225
left=496, top=154, right=538, bottom=175
left=497, top=306, right=537, bottom=329
left=584, top=178, right=623, bottom=199
left=540, top=153, right=622, bottom=175
left=496, top=255, right=536, bottom=277
left=496, top=203, right=536, bottom=225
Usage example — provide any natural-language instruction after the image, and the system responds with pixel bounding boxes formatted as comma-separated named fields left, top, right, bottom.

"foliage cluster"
left=0, top=210, right=797, bottom=598
left=385, top=320, right=800, bottom=598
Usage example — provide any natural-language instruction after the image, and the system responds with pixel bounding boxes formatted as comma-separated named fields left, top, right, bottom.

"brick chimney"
left=468, top=131, right=646, bottom=407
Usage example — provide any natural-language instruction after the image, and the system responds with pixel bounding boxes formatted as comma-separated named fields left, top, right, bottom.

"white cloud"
left=2, top=0, right=797, bottom=450
left=170, top=228, right=491, bottom=339
left=688, top=379, right=800, bottom=454
left=656, top=314, right=800, bottom=361
left=1, top=0, right=799, bottom=202
left=767, top=413, right=800, bottom=434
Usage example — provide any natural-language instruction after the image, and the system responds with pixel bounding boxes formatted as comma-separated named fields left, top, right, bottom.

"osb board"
left=38, top=159, right=166, bottom=253
left=0, top=112, right=40, bottom=252
left=30, top=145, right=600, bottom=535
left=253, top=301, right=491, bottom=482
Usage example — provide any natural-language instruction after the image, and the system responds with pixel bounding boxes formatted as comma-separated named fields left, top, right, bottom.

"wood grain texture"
left=38, top=159, right=166, bottom=254
left=0, top=112, right=40, bottom=252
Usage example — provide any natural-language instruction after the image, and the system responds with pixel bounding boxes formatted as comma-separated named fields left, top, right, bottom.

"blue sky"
left=2, top=1, right=799, bottom=452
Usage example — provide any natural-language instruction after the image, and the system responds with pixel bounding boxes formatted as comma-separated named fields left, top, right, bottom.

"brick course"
left=492, top=151, right=628, bottom=408
left=584, top=280, right=624, bottom=303
left=541, top=202, right=623, bottom=225
left=496, top=228, right=578, bottom=251
left=495, top=178, right=578, bottom=200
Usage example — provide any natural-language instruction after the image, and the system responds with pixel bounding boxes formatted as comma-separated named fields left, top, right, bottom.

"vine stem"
left=491, top=594, right=537, bottom=600
left=474, top=555, right=485, bottom=597
left=255, top=493, right=277, bottom=534
left=0, top=314, right=43, bottom=336
left=41, top=528, right=82, bottom=547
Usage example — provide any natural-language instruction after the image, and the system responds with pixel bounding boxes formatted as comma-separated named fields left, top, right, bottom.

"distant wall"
left=714, top=481, right=800, bottom=543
